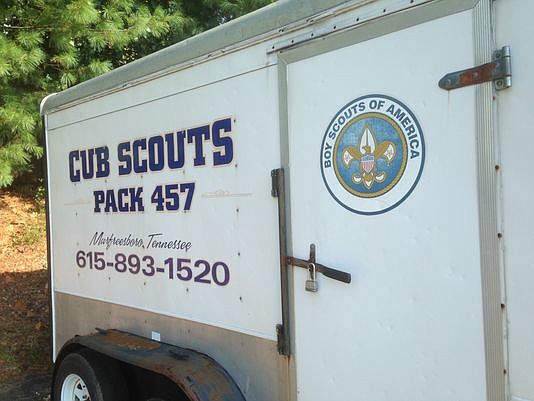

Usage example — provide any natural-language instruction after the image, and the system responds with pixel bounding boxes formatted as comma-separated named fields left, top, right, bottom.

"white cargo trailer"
left=41, top=0, right=534, bottom=400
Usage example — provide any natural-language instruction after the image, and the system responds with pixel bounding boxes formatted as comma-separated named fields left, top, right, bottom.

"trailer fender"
left=57, top=329, right=246, bottom=401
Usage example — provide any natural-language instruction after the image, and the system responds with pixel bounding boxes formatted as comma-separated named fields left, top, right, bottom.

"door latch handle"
left=287, top=244, right=352, bottom=285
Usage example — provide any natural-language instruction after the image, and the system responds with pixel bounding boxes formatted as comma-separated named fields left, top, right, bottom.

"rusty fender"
left=62, top=329, right=246, bottom=401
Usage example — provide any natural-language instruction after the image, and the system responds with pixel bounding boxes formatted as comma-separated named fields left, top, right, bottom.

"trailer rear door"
left=282, top=4, right=502, bottom=401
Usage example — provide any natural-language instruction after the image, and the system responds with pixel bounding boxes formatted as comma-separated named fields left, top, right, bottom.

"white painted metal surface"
left=496, top=1, right=534, bottom=400
left=43, top=0, right=534, bottom=400
left=47, top=62, right=282, bottom=341
left=286, top=10, right=488, bottom=401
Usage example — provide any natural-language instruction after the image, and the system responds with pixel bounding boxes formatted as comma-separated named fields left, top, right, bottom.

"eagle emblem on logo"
left=321, top=94, right=424, bottom=215
left=342, top=122, right=396, bottom=189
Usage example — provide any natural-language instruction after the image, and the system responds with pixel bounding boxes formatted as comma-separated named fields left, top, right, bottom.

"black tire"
left=145, top=398, right=184, bottom=401
left=53, top=349, right=128, bottom=401
left=144, top=384, right=186, bottom=401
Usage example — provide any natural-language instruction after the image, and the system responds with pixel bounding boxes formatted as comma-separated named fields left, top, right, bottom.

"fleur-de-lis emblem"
left=342, top=122, right=396, bottom=189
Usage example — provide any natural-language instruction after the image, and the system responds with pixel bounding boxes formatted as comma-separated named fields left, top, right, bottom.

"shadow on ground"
left=0, top=372, right=51, bottom=401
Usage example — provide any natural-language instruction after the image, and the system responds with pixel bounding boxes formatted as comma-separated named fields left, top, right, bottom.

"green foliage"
left=0, top=0, right=275, bottom=188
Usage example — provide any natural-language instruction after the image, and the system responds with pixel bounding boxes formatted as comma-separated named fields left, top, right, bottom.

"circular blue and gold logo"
left=321, top=94, right=425, bottom=215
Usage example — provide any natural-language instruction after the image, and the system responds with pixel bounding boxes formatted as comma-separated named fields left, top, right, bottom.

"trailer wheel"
left=53, top=350, right=128, bottom=401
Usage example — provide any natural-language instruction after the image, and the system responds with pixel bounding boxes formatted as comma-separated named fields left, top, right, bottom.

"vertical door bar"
left=272, top=168, right=290, bottom=355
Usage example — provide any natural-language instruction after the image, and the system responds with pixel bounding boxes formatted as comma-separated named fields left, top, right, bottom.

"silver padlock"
left=305, top=263, right=318, bottom=292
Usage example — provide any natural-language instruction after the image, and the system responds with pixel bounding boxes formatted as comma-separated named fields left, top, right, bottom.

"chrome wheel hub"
left=61, top=373, right=90, bottom=401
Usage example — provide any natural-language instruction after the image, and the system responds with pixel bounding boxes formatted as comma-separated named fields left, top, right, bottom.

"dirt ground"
left=0, top=190, right=51, bottom=400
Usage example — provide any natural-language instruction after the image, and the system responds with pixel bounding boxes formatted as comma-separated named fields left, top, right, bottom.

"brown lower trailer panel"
left=53, top=292, right=288, bottom=401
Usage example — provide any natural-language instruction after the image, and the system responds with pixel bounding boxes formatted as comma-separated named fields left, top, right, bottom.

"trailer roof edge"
left=40, top=0, right=351, bottom=115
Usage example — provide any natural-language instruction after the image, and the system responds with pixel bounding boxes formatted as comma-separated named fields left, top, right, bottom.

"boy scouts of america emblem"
left=321, top=94, right=425, bottom=215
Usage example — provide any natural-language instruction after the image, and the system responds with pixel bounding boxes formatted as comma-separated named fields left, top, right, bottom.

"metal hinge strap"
left=271, top=169, right=280, bottom=197
left=439, top=46, right=511, bottom=91
left=271, top=168, right=290, bottom=355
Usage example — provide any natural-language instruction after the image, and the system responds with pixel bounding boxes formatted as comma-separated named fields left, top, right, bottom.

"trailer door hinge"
left=439, top=46, right=511, bottom=91
left=276, top=324, right=288, bottom=355
left=272, top=168, right=290, bottom=356
left=271, top=169, right=280, bottom=197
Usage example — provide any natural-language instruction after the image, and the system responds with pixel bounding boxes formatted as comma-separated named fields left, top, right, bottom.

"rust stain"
left=101, top=330, right=161, bottom=351
left=458, top=62, right=494, bottom=87
left=77, top=330, right=245, bottom=400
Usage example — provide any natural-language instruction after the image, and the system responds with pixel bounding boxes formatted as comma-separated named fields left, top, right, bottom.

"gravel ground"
left=0, top=191, right=51, bottom=399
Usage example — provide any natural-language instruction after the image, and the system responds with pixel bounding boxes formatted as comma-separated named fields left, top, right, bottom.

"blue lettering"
left=95, top=147, right=110, bottom=178
left=394, top=108, right=406, bottom=122
left=166, top=131, right=185, bottom=169
left=93, top=187, right=144, bottom=213
left=80, top=149, right=94, bottom=180
left=130, top=187, right=144, bottom=212
left=105, top=190, right=118, bottom=213
left=117, top=142, right=132, bottom=175
left=70, top=146, right=108, bottom=181
left=117, top=188, right=129, bottom=212
left=187, top=125, right=210, bottom=166
left=112, top=117, right=237, bottom=176
left=212, top=118, right=233, bottom=166
left=402, top=116, right=412, bottom=128
left=369, top=100, right=385, bottom=110
left=133, top=139, right=147, bottom=173
left=69, top=150, right=80, bottom=182
left=93, top=190, right=104, bottom=212
left=148, top=136, right=165, bottom=171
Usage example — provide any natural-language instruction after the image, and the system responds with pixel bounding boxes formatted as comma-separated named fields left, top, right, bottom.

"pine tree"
left=0, top=0, right=274, bottom=187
